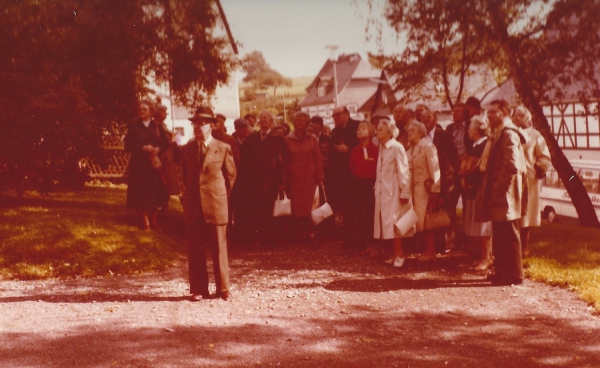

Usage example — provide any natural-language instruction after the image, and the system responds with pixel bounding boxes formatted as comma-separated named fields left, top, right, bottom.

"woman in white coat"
left=512, top=105, right=551, bottom=257
left=374, top=119, right=411, bottom=268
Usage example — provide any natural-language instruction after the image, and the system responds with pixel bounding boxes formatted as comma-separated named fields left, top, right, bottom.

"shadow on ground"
left=1, top=311, right=598, bottom=367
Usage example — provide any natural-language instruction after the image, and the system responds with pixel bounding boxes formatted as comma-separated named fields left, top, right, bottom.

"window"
left=543, top=166, right=600, bottom=194
left=317, top=84, right=325, bottom=97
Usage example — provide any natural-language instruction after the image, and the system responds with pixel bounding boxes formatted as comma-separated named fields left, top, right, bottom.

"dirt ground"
left=1, top=241, right=599, bottom=367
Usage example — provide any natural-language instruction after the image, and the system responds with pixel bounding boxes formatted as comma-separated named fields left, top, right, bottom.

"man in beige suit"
left=180, top=107, right=236, bottom=301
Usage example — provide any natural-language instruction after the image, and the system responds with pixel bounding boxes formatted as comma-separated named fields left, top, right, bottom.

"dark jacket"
left=395, top=121, right=409, bottom=149
left=239, top=130, right=285, bottom=199
left=124, top=120, right=170, bottom=209
left=475, top=125, right=527, bottom=222
left=446, top=121, right=475, bottom=156
left=432, top=126, right=459, bottom=197
left=329, top=118, right=360, bottom=175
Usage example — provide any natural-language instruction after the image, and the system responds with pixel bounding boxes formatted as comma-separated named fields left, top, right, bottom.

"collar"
left=417, top=137, right=429, bottom=147
left=233, top=133, right=244, bottom=144
left=474, top=136, right=487, bottom=146
left=197, top=135, right=213, bottom=149
left=383, top=139, right=395, bottom=149
left=260, top=129, right=271, bottom=138
left=142, top=119, right=151, bottom=128
left=428, top=126, right=436, bottom=139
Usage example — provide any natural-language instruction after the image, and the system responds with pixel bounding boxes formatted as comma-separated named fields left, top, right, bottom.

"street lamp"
left=325, top=45, right=339, bottom=107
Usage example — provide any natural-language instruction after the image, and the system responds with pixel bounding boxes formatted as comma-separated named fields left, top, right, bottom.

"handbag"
left=311, top=185, right=334, bottom=225
left=424, top=193, right=450, bottom=230
left=273, top=190, right=292, bottom=217
left=394, top=203, right=419, bottom=236
left=424, top=210, right=451, bottom=230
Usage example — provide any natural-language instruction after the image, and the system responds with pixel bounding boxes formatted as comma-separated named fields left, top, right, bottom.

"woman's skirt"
left=464, top=198, right=492, bottom=237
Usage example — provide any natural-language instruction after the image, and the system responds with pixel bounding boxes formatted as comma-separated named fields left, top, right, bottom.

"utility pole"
left=282, top=93, right=287, bottom=124
left=325, top=45, right=339, bottom=107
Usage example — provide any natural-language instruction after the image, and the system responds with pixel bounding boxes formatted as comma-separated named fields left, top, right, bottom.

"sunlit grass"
left=527, top=223, right=600, bottom=312
left=0, top=185, right=186, bottom=279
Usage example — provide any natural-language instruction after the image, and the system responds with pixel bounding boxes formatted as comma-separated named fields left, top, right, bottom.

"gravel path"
left=1, top=242, right=599, bottom=367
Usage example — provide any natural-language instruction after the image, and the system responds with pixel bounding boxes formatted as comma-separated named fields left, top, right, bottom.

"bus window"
left=577, top=168, right=600, bottom=194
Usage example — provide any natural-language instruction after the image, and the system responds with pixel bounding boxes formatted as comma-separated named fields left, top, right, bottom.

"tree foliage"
left=371, top=0, right=600, bottom=226
left=241, top=51, right=292, bottom=95
left=369, top=0, right=504, bottom=107
left=0, top=0, right=236, bottom=193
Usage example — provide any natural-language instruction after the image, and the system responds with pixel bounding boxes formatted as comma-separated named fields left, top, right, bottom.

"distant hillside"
left=239, top=76, right=314, bottom=119
left=240, top=76, right=313, bottom=98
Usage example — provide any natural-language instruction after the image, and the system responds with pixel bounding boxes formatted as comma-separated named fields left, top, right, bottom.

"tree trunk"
left=487, top=0, right=599, bottom=227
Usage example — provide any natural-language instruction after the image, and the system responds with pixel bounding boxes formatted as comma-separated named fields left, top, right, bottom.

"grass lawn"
left=2, top=186, right=600, bottom=312
left=0, top=184, right=186, bottom=279
left=527, top=222, right=600, bottom=311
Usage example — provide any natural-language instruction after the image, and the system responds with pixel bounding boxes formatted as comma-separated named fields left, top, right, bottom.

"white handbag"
left=273, top=190, right=292, bottom=217
left=394, top=203, right=418, bottom=236
left=311, top=185, right=334, bottom=225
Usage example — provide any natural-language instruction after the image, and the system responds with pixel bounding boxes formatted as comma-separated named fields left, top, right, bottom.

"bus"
left=540, top=159, right=600, bottom=222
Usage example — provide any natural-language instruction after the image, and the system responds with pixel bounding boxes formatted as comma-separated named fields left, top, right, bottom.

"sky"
left=219, top=0, right=404, bottom=78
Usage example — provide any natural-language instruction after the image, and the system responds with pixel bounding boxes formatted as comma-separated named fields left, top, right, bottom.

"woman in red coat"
left=348, top=121, right=379, bottom=252
left=284, top=112, right=324, bottom=241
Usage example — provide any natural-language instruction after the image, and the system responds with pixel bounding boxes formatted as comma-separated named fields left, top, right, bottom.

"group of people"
left=124, top=95, right=551, bottom=300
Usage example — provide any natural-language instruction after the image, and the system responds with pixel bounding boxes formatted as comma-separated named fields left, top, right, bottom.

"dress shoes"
left=486, top=274, right=523, bottom=286
left=474, top=258, right=494, bottom=271
left=190, top=293, right=215, bottom=301
left=217, top=291, right=230, bottom=301
left=190, top=294, right=203, bottom=302
left=393, top=257, right=406, bottom=268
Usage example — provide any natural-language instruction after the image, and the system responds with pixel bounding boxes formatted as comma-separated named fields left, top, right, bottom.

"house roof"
left=300, top=53, right=380, bottom=107
left=215, top=0, right=238, bottom=55
left=358, top=71, right=397, bottom=116
left=481, top=75, right=600, bottom=107
left=399, top=65, right=498, bottom=112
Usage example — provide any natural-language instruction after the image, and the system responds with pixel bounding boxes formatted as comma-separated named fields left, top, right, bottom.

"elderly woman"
left=284, top=111, right=324, bottom=241
left=405, top=120, right=441, bottom=261
left=349, top=121, right=379, bottom=252
left=512, top=105, right=551, bottom=257
left=124, top=99, right=170, bottom=230
left=461, top=115, right=494, bottom=270
left=374, top=119, right=411, bottom=267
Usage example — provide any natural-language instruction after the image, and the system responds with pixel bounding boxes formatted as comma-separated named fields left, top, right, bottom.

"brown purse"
left=424, top=210, right=451, bottom=230
left=424, top=196, right=451, bottom=231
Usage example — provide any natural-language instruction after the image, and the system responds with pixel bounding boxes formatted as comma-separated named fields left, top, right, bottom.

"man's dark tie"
left=198, top=144, right=207, bottom=165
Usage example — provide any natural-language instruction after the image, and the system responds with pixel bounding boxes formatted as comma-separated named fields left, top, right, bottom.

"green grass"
left=0, top=185, right=186, bottom=280
left=527, top=223, right=600, bottom=311
left=2, top=186, right=599, bottom=313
